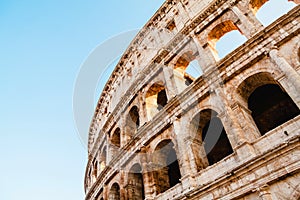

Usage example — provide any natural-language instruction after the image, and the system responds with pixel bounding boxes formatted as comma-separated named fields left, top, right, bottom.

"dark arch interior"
left=157, top=89, right=168, bottom=110
left=109, top=183, right=120, bottom=200
left=146, top=83, right=168, bottom=116
left=166, top=148, right=181, bottom=188
left=129, top=106, right=140, bottom=128
left=202, top=117, right=233, bottom=165
left=111, top=128, right=121, bottom=147
left=128, top=164, right=145, bottom=200
left=154, top=140, right=181, bottom=194
left=125, top=106, right=140, bottom=142
left=248, top=84, right=300, bottom=135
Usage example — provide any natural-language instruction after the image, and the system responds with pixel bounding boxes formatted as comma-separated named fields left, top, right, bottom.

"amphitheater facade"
left=84, top=0, right=300, bottom=199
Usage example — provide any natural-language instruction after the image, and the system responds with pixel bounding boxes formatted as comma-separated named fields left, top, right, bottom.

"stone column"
left=107, top=143, right=112, bottom=164
left=190, top=33, right=217, bottom=73
left=172, top=119, right=198, bottom=191
left=230, top=6, right=262, bottom=38
left=120, top=114, right=127, bottom=147
left=203, top=64, right=258, bottom=157
left=126, top=183, right=135, bottom=200
left=120, top=187, right=126, bottom=200
left=142, top=168, right=155, bottom=199
left=269, top=48, right=300, bottom=109
left=138, top=91, right=148, bottom=126
left=107, top=140, right=118, bottom=164
left=119, top=170, right=126, bottom=200
left=140, top=147, right=156, bottom=200
left=257, top=185, right=273, bottom=200
left=162, top=66, right=178, bottom=98
left=173, top=119, right=193, bottom=176
left=244, top=8, right=264, bottom=30
left=213, top=79, right=260, bottom=143
left=103, top=185, right=108, bottom=200
left=184, top=136, right=209, bottom=173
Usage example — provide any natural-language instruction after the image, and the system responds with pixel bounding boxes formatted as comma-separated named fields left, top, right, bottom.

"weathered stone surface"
left=84, top=0, right=300, bottom=199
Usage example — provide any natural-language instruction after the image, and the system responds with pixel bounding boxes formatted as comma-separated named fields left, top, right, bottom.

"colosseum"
left=84, top=0, right=300, bottom=199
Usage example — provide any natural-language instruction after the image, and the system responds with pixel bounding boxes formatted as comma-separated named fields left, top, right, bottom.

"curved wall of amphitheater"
left=84, top=0, right=300, bottom=199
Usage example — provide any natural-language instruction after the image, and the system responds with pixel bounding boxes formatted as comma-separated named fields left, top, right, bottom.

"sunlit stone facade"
left=84, top=0, right=300, bottom=199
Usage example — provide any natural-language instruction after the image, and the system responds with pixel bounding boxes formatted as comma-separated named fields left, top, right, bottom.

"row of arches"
left=103, top=71, right=299, bottom=199
left=87, top=0, right=300, bottom=197
left=91, top=1, right=299, bottom=154
left=107, top=139, right=181, bottom=199
left=191, top=110, right=234, bottom=167
left=207, top=0, right=298, bottom=60
left=237, top=72, right=300, bottom=135
left=140, top=1, right=299, bottom=103
left=90, top=69, right=300, bottom=193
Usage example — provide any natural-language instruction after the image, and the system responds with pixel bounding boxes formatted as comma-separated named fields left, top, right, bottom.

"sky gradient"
left=0, top=1, right=164, bottom=199
left=0, top=0, right=296, bottom=200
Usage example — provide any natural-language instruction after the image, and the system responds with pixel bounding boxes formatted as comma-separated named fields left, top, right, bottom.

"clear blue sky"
left=0, top=0, right=295, bottom=200
left=0, top=1, right=164, bottom=199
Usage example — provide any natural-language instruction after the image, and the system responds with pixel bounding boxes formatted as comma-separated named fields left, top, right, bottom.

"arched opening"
left=146, top=83, right=168, bottom=120
left=190, top=109, right=233, bottom=169
left=128, top=163, right=145, bottom=200
left=185, top=60, right=203, bottom=79
left=248, top=84, right=300, bottom=135
left=173, top=51, right=202, bottom=93
left=109, top=183, right=120, bottom=200
left=153, top=140, right=181, bottom=194
left=202, top=116, right=233, bottom=165
left=250, top=0, right=297, bottom=26
left=100, top=147, right=107, bottom=172
left=125, top=106, right=140, bottom=143
left=237, top=72, right=300, bottom=135
left=208, top=20, right=247, bottom=60
left=110, top=128, right=121, bottom=160
left=111, top=128, right=121, bottom=147
left=215, top=31, right=247, bottom=59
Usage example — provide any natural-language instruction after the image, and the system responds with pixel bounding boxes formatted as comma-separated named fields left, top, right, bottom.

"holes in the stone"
left=190, top=109, right=234, bottom=170
left=111, top=128, right=121, bottom=148
left=153, top=140, right=181, bottom=194
left=157, top=89, right=168, bottom=110
left=208, top=20, right=247, bottom=60
left=109, top=183, right=120, bottom=200
left=215, top=30, right=247, bottom=59
left=128, top=164, right=145, bottom=200
left=185, top=60, right=203, bottom=82
left=166, top=19, right=176, bottom=31
left=202, top=117, right=234, bottom=165
left=252, top=0, right=297, bottom=26
left=248, top=84, right=300, bottom=135
left=146, top=83, right=168, bottom=119
left=125, top=106, right=140, bottom=142
left=173, top=51, right=203, bottom=92
left=128, top=106, right=140, bottom=129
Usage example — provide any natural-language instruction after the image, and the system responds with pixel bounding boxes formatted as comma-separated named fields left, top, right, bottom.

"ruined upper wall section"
left=87, top=0, right=299, bottom=152
left=88, top=0, right=220, bottom=151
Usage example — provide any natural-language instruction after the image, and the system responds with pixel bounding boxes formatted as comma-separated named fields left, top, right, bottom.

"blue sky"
left=0, top=1, right=164, bottom=199
left=0, top=0, right=296, bottom=200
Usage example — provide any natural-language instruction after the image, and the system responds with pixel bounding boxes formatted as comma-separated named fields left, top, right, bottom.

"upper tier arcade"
left=85, top=0, right=300, bottom=199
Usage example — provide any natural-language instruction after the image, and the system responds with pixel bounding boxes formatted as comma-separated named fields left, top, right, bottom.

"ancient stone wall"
left=85, top=0, right=300, bottom=199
